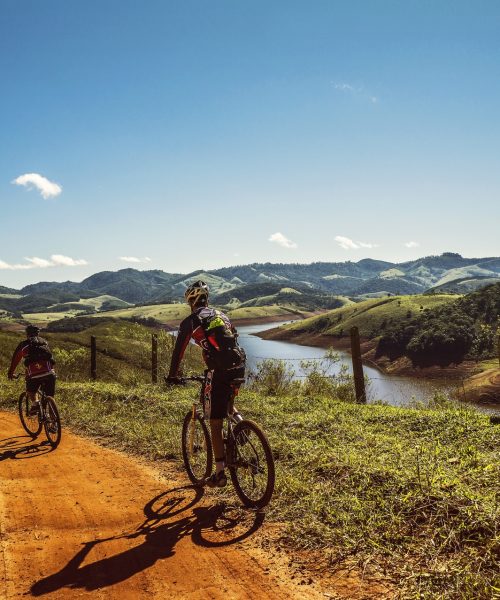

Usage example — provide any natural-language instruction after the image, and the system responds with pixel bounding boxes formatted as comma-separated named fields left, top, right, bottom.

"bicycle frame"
left=183, top=375, right=242, bottom=459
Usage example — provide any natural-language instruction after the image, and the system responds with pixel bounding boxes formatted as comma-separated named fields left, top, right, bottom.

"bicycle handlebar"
left=164, top=375, right=205, bottom=386
left=179, top=375, right=205, bottom=384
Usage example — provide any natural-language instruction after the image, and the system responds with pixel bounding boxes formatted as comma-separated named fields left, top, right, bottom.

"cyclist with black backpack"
left=166, top=280, right=246, bottom=488
left=7, top=324, right=56, bottom=415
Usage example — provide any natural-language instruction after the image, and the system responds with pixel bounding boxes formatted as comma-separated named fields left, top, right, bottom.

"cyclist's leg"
left=210, top=366, right=245, bottom=448
left=227, top=365, right=246, bottom=417
left=206, top=371, right=233, bottom=487
left=25, top=378, right=41, bottom=414
left=42, top=373, right=57, bottom=398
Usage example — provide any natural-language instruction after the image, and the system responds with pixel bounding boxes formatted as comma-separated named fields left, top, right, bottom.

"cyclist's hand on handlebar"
left=164, top=375, right=185, bottom=386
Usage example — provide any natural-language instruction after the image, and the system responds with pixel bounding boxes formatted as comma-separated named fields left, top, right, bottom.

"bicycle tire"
left=43, top=397, right=62, bottom=448
left=228, top=419, right=275, bottom=509
left=18, top=392, right=42, bottom=438
left=181, top=410, right=212, bottom=485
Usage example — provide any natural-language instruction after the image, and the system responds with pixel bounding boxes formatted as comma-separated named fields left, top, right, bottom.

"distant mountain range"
left=1, top=253, right=500, bottom=315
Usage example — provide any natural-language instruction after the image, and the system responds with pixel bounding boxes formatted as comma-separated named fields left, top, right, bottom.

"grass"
left=22, top=303, right=191, bottom=325
left=20, top=302, right=311, bottom=327
left=87, top=302, right=191, bottom=323
left=21, top=310, right=85, bottom=324
left=227, top=304, right=307, bottom=320
left=284, top=294, right=459, bottom=339
left=0, top=321, right=498, bottom=598
left=72, top=294, right=132, bottom=310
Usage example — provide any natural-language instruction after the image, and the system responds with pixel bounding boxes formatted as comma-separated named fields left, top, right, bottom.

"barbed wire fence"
left=74, top=326, right=497, bottom=411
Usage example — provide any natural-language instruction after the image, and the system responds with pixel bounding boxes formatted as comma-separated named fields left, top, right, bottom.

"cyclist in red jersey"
left=7, top=324, right=56, bottom=415
left=166, top=280, right=246, bottom=488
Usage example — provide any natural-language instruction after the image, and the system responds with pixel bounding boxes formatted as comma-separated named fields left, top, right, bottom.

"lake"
left=237, top=322, right=458, bottom=407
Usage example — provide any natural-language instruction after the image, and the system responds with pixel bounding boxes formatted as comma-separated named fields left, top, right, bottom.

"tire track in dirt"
left=0, top=411, right=324, bottom=599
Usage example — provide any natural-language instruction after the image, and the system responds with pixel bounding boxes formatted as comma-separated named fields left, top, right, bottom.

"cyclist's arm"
left=8, top=342, right=28, bottom=378
left=168, top=316, right=195, bottom=378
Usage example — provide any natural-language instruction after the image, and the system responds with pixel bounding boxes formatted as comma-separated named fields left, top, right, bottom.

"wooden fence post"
left=152, top=333, right=158, bottom=383
left=497, top=331, right=500, bottom=368
left=350, top=326, right=366, bottom=403
left=90, top=335, right=97, bottom=380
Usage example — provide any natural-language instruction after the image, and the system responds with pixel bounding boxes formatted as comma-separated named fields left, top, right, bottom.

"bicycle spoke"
left=229, top=420, right=275, bottom=508
left=182, top=411, right=212, bottom=484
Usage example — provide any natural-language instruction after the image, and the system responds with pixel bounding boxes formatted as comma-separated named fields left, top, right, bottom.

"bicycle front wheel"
left=181, top=410, right=212, bottom=485
left=18, top=392, right=42, bottom=438
left=229, top=419, right=275, bottom=509
left=43, top=397, right=62, bottom=448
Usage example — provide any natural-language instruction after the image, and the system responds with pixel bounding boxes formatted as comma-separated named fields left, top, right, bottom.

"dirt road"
left=0, top=411, right=323, bottom=599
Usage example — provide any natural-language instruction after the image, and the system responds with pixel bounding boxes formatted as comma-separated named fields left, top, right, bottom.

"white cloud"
left=119, top=256, right=152, bottom=264
left=335, top=236, right=359, bottom=250
left=0, top=260, right=32, bottom=271
left=333, top=82, right=379, bottom=104
left=405, top=241, right=420, bottom=248
left=269, top=232, right=298, bottom=249
left=51, top=254, right=88, bottom=266
left=26, top=257, right=53, bottom=268
left=357, top=241, right=379, bottom=249
left=0, top=254, right=87, bottom=270
left=12, top=173, right=62, bottom=199
left=334, top=82, right=356, bottom=92
left=335, top=236, right=379, bottom=250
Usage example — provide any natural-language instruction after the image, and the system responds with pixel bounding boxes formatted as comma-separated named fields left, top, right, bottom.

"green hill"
left=0, top=285, right=20, bottom=295
left=272, top=294, right=458, bottom=340
left=429, top=276, right=500, bottom=294
left=377, top=283, right=500, bottom=366
left=213, top=281, right=350, bottom=312
left=0, top=319, right=203, bottom=384
left=3, top=254, right=500, bottom=322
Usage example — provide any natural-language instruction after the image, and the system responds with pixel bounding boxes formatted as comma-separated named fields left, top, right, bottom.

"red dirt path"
left=0, top=411, right=325, bottom=599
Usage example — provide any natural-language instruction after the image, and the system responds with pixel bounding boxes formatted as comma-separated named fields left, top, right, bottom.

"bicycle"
left=14, top=375, right=62, bottom=448
left=178, top=375, right=275, bottom=509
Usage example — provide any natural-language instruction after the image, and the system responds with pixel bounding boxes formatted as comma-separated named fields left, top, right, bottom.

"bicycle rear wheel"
left=18, top=392, right=42, bottom=438
left=228, top=419, right=275, bottom=509
left=181, top=410, right=212, bottom=485
left=43, top=397, right=62, bottom=448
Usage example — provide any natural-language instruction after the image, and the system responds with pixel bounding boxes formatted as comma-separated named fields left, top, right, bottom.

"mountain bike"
left=178, top=375, right=275, bottom=509
left=14, top=375, right=62, bottom=448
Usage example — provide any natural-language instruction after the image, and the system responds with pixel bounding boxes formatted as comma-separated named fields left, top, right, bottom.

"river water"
left=237, top=322, right=456, bottom=407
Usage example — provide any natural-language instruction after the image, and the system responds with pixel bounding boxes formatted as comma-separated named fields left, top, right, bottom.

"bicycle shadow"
left=31, top=484, right=265, bottom=595
left=0, top=435, right=52, bottom=461
left=143, top=487, right=266, bottom=548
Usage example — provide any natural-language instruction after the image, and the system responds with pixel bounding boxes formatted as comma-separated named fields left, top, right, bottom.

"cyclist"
left=166, top=280, right=246, bottom=488
left=7, top=324, right=56, bottom=415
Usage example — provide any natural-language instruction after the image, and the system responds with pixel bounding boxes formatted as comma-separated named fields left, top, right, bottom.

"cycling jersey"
left=8, top=337, right=55, bottom=380
left=168, top=307, right=244, bottom=377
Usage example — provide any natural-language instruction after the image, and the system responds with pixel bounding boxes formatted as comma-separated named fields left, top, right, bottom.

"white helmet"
left=184, top=280, right=209, bottom=305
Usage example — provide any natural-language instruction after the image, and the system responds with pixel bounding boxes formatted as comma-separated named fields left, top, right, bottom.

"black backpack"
left=24, top=337, right=55, bottom=366
left=196, top=307, right=246, bottom=371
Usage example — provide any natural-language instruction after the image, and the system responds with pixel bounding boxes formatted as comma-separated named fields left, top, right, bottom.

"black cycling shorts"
left=204, top=366, right=245, bottom=420
left=26, top=373, right=56, bottom=397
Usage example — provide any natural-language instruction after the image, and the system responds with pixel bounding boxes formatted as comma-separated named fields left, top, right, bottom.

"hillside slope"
left=3, top=253, right=500, bottom=319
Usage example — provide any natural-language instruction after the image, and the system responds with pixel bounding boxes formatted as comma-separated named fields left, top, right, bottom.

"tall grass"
left=0, top=323, right=498, bottom=598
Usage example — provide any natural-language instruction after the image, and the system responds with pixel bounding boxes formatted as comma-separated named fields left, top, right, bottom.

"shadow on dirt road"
left=0, top=435, right=53, bottom=461
left=31, top=484, right=266, bottom=595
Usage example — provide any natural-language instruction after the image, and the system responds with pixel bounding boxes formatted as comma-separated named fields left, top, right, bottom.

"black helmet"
left=25, top=324, right=40, bottom=337
left=184, top=280, right=209, bottom=306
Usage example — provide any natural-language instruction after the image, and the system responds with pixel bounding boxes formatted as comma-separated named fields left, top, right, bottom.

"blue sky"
left=1, top=1, right=499, bottom=288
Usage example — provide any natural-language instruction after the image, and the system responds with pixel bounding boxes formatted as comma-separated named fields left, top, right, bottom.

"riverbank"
left=258, top=324, right=496, bottom=399
left=231, top=312, right=311, bottom=327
